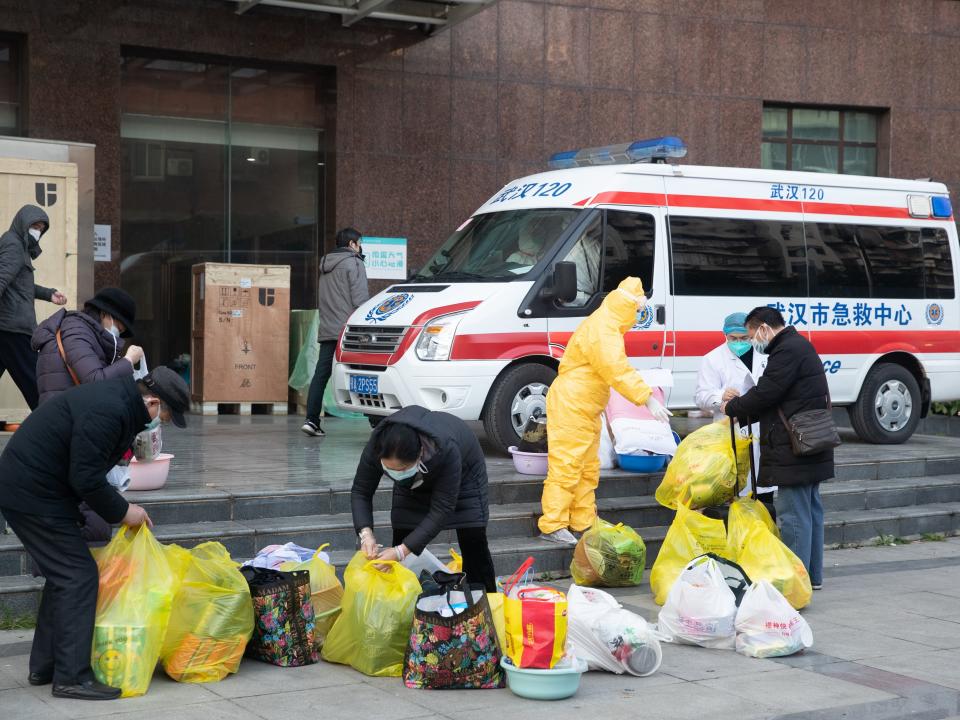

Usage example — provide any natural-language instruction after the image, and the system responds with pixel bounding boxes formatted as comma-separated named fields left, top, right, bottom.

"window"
left=0, top=36, right=22, bottom=135
left=922, top=228, right=955, bottom=299
left=601, top=210, right=656, bottom=293
left=669, top=217, right=806, bottom=296
left=762, top=106, right=879, bottom=176
left=415, top=209, right=577, bottom=281
left=558, top=210, right=656, bottom=307
left=807, top=223, right=953, bottom=300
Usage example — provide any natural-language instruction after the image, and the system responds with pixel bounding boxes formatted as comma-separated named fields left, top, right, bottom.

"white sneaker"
left=539, top=529, right=578, bottom=545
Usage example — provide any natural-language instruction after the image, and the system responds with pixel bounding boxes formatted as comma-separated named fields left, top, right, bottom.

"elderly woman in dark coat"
left=32, top=287, right=143, bottom=404
left=351, top=405, right=496, bottom=592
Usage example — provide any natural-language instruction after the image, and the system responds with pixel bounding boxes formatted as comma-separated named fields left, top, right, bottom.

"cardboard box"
left=191, top=263, right=291, bottom=404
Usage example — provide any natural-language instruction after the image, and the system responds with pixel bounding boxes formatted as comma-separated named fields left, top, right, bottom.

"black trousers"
left=393, top=526, right=497, bottom=593
left=2, top=508, right=100, bottom=685
left=0, top=330, right=39, bottom=410
left=305, top=340, right=337, bottom=425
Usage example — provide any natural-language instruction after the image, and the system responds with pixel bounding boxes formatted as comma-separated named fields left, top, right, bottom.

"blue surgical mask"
left=382, top=460, right=423, bottom=486
left=727, top=340, right=751, bottom=357
left=145, top=415, right=161, bottom=431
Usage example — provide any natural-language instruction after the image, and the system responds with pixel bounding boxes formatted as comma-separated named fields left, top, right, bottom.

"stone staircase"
left=3, top=435, right=960, bottom=615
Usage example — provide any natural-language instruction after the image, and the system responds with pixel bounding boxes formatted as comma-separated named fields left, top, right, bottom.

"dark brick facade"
left=2, top=0, right=959, bottom=285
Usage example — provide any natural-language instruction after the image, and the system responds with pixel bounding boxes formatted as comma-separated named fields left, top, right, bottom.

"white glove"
left=645, top=395, right=674, bottom=424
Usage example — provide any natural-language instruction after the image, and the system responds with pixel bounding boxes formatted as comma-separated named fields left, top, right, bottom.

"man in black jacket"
left=723, top=307, right=833, bottom=591
left=0, top=204, right=68, bottom=409
left=0, top=367, right=188, bottom=701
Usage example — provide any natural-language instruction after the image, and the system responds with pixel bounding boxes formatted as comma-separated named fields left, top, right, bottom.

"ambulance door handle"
left=655, top=305, right=666, bottom=325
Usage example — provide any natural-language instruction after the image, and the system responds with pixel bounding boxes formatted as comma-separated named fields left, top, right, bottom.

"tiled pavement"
left=3, top=538, right=960, bottom=719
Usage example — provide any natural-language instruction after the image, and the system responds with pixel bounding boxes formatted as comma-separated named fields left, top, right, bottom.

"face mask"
left=727, top=340, right=751, bottom=357
left=750, top=328, right=770, bottom=354
left=382, top=459, right=426, bottom=486
left=357, top=246, right=366, bottom=262
left=28, top=227, right=41, bottom=242
left=106, top=324, right=121, bottom=339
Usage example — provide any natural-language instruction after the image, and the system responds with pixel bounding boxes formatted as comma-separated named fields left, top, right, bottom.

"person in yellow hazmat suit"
left=538, top=276, right=673, bottom=544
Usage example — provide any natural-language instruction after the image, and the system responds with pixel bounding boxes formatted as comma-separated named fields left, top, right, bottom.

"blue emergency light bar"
left=932, top=196, right=953, bottom=218
left=548, top=136, right=687, bottom=170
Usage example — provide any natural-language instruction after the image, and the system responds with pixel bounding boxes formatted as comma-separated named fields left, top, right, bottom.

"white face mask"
left=106, top=324, right=121, bottom=339
left=28, top=227, right=41, bottom=241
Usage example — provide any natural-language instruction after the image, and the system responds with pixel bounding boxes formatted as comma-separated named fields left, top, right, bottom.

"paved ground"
left=2, top=413, right=952, bottom=497
left=3, top=537, right=960, bottom=720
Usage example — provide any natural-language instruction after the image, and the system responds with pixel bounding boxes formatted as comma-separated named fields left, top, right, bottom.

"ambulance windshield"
left=412, top=209, right=579, bottom=282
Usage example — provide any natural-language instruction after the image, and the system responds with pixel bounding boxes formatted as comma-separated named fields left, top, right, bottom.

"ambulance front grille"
left=342, top=326, right=407, bottom=354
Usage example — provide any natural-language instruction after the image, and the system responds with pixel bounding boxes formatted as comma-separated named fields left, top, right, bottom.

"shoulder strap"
left=55, top=328, right=81, bottom=386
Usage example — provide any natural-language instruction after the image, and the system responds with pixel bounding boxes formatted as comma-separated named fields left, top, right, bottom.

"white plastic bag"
left=657, top=556, right=737, bottom=649
left=132, top=426, right=162, bottom=461
left=598, top=414, right=618, bottom=470
left=402, top=548, right=449, bottom=579
left=567, top=585, right=665, bottom=676
left=611, top=418, right=679, bottom=457
left=132, top=354, right=149, bottom=381
left=735, top=580, right=813, bottom=658
left=243, top=542, right=326, bottom=569
left=105, top=464, right=131, bottom=492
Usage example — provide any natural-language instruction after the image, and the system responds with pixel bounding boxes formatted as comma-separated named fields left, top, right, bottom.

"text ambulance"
left=333, top=137, right=958, bottom=453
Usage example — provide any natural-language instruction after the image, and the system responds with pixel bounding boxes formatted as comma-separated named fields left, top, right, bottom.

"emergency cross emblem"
left=365, top=292, right=413, bottom=323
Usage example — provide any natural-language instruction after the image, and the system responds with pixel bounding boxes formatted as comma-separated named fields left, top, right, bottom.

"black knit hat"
left=86, top=287, right=136, bottom=338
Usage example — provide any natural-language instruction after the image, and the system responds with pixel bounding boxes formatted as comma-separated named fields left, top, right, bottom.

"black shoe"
left=28, top=671, right=52, bottom=686
left=301, top=420, right=325, bottom=437
left=52, top=680, right=122, bottom=700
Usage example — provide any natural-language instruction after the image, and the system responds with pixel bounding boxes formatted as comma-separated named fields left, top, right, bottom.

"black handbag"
left=777, top=396, right=842, bottom=457
left=240, top=566, right=319, bottom=667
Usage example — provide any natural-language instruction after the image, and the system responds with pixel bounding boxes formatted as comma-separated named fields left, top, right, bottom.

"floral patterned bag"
left=240, top=567, right=319, bottom=667
left=403, top=571, right=505, bottom=690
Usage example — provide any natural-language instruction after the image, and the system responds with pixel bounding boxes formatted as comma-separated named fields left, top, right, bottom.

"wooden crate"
left=191, top=263, right=291, bottom=404
left=0, top=157, right=80, bottom=423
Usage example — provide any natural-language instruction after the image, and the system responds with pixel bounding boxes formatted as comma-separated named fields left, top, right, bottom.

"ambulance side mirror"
left=544, top=261, right=578, bottom=304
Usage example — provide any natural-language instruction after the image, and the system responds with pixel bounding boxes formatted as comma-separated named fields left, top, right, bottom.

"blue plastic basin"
left=500, top=657, right=587, bottom=700
left=617, top=453, right=667, bottom=473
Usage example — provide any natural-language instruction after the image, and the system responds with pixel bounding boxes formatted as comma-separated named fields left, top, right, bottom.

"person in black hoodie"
left=351, top=405, right=495, bottom=592
left=301, top=227, right=368, bottom=438
left=0, top=205, right=67, bottom=409
left=723, top=306, right=834, bottom=592
left=0, top=367, right=189, bottom=701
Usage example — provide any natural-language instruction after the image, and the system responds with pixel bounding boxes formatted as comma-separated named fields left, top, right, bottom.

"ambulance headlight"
left=416, top=312, right=467, bottom=361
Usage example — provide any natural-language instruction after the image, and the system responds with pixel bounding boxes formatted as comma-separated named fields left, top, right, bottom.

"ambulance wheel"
left=849, top=363, right=921, bottom=444
left=483, top=363, right=556, bottom=455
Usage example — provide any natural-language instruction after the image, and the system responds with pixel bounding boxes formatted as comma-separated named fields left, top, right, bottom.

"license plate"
left=349, top=374, right=379, bottom=395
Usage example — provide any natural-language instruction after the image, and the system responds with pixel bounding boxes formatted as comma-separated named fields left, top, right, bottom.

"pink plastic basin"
left=128, top=453, right=173, bottom=491
left=509, top=446, right=548, bottom=476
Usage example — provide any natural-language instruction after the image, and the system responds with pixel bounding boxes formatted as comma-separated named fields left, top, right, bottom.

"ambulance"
left=333, top=137, right=959, bottom=453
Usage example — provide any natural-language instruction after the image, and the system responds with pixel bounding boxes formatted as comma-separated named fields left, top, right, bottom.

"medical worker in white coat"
left=695, top=312, right=776, bottom=512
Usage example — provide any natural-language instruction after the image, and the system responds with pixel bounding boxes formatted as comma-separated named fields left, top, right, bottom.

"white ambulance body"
left=333, top=139, right=959, bottom=453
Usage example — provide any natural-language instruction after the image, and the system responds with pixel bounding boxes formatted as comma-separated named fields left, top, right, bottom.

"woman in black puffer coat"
left=351, top=405, right=495, bottom=592
left=32, top=287, right=143, bottom=405
left=30, top=287, right=142, bottom=544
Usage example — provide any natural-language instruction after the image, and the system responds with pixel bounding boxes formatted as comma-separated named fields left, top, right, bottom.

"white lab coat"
left=695, top=343, right=774, bottom=495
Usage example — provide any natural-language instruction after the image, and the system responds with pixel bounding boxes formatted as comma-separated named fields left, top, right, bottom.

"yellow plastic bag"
left=447, top=549, right=463, bottom=573
left=726, top=496, right=780, bottom=558
left=92, top=525, right=178, bottom=697
left=487, top=592, right=505, bottom=650
left=649, top=503, right=729, bottom=605
left=160, top=542, right=253, bottom=683
left=735, top=523, right=812, bottom=610
left=571, top=518, right=646, bottom=587
left=321, top=552, right=421, bottom=677
left=655, top=421, right=750, bottom=510
left=279, top=544, right=344, bottom=649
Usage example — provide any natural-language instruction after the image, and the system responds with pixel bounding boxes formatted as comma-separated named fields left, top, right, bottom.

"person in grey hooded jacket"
left=0, top=205, right=67, bottom=410
left=301, top=227, right=369, bottom=437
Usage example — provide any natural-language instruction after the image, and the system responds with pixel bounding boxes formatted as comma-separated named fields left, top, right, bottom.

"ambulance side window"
left=922, top=228, right=955, bottom=299
left=559, top=215, right=602, bottom=307
left=601, top=210, right=656, bottom=293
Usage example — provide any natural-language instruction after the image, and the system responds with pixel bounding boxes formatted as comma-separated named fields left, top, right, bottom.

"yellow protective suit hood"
left=538, top=276, right=653, bottom=534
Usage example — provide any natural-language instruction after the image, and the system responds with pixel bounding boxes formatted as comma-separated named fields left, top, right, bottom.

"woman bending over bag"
left=351, top=406, right=496, bottom=592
